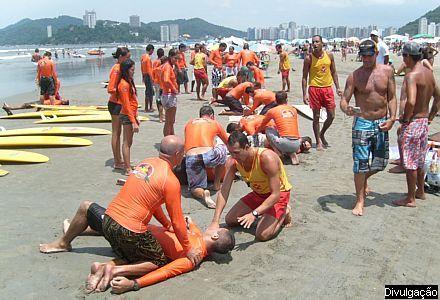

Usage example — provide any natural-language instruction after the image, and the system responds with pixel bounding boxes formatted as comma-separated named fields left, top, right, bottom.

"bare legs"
left=282, top=76, right=290, bottom=92
left=196, top=78, right=208, bottom=100
left=312, top=108, right=335, bottom=151
left=110, top=115, right=123, bottom=169
left=163, top=107, right=176, bottom=136
left=393, top=168, right=426, bottom=207
left=145, top=96, right=153, bottom=112
left=122, top=124, right=134, bottom=175
left=352, top=171, right=376, bottom=216
left=191, top=188, right=216, bottom=208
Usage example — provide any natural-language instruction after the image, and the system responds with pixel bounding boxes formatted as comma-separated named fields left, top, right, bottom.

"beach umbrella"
left=250, top=43, right=271, bottom=53
left=412, top=33, right=434, bottom=39
left=274, top=39, right=288, bottom=45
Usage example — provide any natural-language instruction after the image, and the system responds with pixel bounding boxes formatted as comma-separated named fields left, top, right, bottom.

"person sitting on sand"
left=255, top=91, right=305, bottom=165
left=184, top=106, right=229, bottom=208
left=40, top=135, right=203, bottom=288
left=208, top=131, right=293, bottom=242
left=40, top=199, right=234, bottom=294
left=218, top=81, right=253, bottom=116
left=243, top=84, right=277, bottom=116
left=393, top=42, right=440, bottom=208
left=340, top=40, right=397, bottom=216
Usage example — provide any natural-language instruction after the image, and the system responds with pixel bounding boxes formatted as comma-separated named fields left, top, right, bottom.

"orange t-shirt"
left=228, top=82, right=253, bottom=105
left=184, top=117, right=229, bottom=152
left=238, top=50, right=260, bottom=67
left=209, top=49, right=223, bottom=69
left=137, top=223, right=207, bottom=288
left=161, top=63, right=178, bottom=94
left=259, top=104, right=300, bottom=138
left=118, top=79, right=138, bottom=124
left=239, top=115, right=275, bottom=135
left=37, top=57, right=57, bottom=79
left=151, top=59, right=162, bottom=84
left=249, top=89, right=275, bottom=114
left=105, top=157, right=191, bottom=252
left=141, top=54, right=153, bottom=77
left=251, top=66, right=265, bottom=86
left=107, top=63, right=121, bottom=104
left=224, top=53, right=238, bottom=68
left=176, top=52, right=187, bottom=70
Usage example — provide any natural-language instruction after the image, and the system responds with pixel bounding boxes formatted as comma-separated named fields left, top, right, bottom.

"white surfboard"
left=293, top=104, right=326, bottom=123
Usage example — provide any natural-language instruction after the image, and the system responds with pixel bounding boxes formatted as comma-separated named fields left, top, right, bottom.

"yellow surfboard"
left=30, top=104, right=108, bottom=111
left=0, top=149, right=49, bottom=163
left=0, top=110, right=106, bottom=119
left=0, top=165, right=9, bottom=177
left=35, top=115, right=149, bottom=124
left=0, top=127, right=111, bottom=137
left=0, top=136, right=93, bottom=147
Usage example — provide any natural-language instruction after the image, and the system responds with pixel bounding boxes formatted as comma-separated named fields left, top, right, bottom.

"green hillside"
left=398, top=5, right=440, bottom=35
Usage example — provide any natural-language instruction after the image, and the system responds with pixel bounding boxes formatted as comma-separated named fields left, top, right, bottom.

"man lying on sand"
left=340, top=40, right=397, bottom=216
left=40, top=201, right=234, bottom=294
left=208, top=131, right=292, bottom=241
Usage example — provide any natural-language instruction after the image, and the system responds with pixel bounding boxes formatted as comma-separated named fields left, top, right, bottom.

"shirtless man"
left=393, top=42, right=440, bottom=208
left=276, top=44, right=292, bottom=92
left=184, top=106, right=229, bottom=208
left=302, top=35, right=342, bottom=150
left=40, top=135, right=203, bottom=291
left=208, top=131, right=292, bottom=241
left=340, top=40, right=397, bottom=216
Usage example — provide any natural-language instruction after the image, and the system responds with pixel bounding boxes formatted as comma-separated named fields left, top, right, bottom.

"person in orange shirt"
left=118, top=59, right=140, bottom=175
left=209, top=43, right=227, bottom=102
left=184, top=106, right=229, bottom=208
left=140, top=44, right=155, bottom=112
left=36, top=51, right=58, bottom=105
left=176, top=44, right=190, bottom=94
left=161, top=49, right=179, bottom=136
left=223, top=46, right=238, bottom=77
left=218, top=81, right=253, bottom=116
left=256, top=91, right=310, bottom=165
left=226, top=114, right=275, bottom=148
left=246, top=61, right=265, bottom=87
left=237, top=43, right=260, bottom=67
left=244, top=87, right=277, bottom=115
left=40, top=135, right=204, bottom=292
left=152, top=48, right=165, bottom=122
left=108, top=47, right=131, bottom=170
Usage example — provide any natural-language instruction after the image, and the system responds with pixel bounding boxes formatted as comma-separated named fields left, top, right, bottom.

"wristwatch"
left=132, top=280, right=140, bottom=291
left=252, top=210, right=259, bottom=218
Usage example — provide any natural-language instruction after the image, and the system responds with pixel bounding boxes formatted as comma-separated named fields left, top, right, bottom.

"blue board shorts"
left=352, top=117, right=389, bottom=173
left=185, top=144, right=227, bottom=190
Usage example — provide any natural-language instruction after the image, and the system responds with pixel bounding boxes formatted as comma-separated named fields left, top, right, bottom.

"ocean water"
left=0, top=45, right=148, bottom=104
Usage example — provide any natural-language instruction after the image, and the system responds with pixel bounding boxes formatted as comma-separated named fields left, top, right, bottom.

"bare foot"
left=283, top=205, right=292, bottom=228
left=415, top=191, right=426, bottom=200
left=365, top=185, right=371, bottom=196
left=316, top=143, right=325, bottom=151
left=86, top=263, right=105, bottom=293
left=113, top=163, right=125, bottom=170
left=197, top=97, right=206, bottom=101
left=63, top=219, right=70, bottom=234
left=96, top=263, right=114, bottom=292
left=388, top=165, right=405, bottom=174
left=204, top=190, right=216, bottom=209
left=393, top=198, right=416, bottom=207
left=320, top=134, right=329, bottom=148
left=390, top=159, right=401, bottom=165
left=39, top=238, right=72, bottom=253
left=352, top=202, right=364, bottom=216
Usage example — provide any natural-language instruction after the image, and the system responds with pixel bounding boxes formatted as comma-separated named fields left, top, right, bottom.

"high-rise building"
left=83, top=10, right=97, bottom=29
left=169, top=24, right=179, bottom=41
left=436, top=24, right=440, bottom=37
left=129, top=15, right=140, bottom=28
left=418, top=17, right=428, bottom=34
left=47, top=25, right=52, bottom=38
left=269, top=27, right=279, bottom=40
left=247, top=27, right=256, bottom=40
left=255, top=28, right=263, bottom=40
left=160, top=25, right=170, bottom=42
left=279, top=29, right=287, bottom=40
left=428, top=22, right=436, bottom=36
left=289, top=21, right=297, bottom=39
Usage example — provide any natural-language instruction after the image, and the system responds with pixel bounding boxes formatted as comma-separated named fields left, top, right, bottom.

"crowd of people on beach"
left=37, top=30, right=440, bottom=294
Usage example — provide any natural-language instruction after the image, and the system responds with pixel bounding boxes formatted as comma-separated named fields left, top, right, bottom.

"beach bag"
left=425, top=149, right=440, bottom=187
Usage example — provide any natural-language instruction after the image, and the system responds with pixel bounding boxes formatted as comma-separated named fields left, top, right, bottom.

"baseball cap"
left=370, top=30, right=379, bottom=36
left=402, top=42, right=422, bottom=56
left=359, top=40, right=377, bottom=56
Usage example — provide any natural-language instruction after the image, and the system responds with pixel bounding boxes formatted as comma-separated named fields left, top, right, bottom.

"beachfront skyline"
left=0, top=0, right=438, bottom=31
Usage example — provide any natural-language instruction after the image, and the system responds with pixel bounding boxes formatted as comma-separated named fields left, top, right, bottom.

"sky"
left=0, top=0, right=438, bottom=30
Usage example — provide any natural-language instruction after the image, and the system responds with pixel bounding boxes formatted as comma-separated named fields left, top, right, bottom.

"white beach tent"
left=222, top=36, right=246, bottom=47
left=383, top=34, right=409, bottom=43
left=250, top=43, right=272, bottom=53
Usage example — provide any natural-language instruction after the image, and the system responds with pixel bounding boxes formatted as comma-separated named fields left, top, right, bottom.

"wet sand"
left=1, top=51, right=439, bottom=299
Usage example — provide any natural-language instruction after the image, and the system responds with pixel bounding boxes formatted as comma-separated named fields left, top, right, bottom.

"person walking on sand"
left=340, top=40, right=397, bottom=216
left=161, top=49, right=179, bottom=136
left=209, top=42, right=227, bottom=102
left=190, top=44, right=209, bottom=101
left=302, top=35, right=342, bottom=151
left=393, top=42, right=440, bottom=208
left=276, top=44, right=292, bottom=92
left=140, top=44, right=155, bottom=112
left=107, top=47, right=131, bottom=170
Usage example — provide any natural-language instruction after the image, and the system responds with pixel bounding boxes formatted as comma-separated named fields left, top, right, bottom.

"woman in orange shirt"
left=223, top=46, right=238, bottom=77
left=108, top=47, right=130, bottom=170
left=118, top=59, right=139, bottom=175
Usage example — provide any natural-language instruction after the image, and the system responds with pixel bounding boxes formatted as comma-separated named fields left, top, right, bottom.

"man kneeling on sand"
left=184, top=106, right=229, bottom=208
left=40, top=201, right=234, bottom=294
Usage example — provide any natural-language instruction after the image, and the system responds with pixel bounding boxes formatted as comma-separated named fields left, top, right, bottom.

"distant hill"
left=398, top=5, right=440, bottom=35
left=0, top=16, right=245, bottom=45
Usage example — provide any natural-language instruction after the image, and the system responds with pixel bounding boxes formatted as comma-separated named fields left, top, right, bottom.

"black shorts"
left=143, top=74, right=154, bottom=98
left=177, top=69, right=189, bottom=85
left=119, top=114, right=132, bottom=125
left=224, top=95, right=243, bottom=113
left=260, top=102, right=278, bottom=115
left=107, top=101, right=122, bottom=116
left=39, top=77, right=55, bottom=96
left=87, top=203, right=106, bottom=234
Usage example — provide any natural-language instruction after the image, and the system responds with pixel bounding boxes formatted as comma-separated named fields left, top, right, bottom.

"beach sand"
left=1, top=52, right=439, bottom=299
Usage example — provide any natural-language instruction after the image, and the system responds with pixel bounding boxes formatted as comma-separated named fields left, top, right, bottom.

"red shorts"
left=281, top=69, right=289, bottom=78
left=308, top=86, right=335, bottom=110
left=194, top=69, right=208, bottom=81
left=241, top=190, right=290, bottom=219
left=216, top=88, right=230, bottom=99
